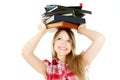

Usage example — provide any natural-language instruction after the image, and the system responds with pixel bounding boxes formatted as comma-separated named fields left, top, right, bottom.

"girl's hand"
left=77, top=24, right=86, bottom=34
left=38, top=19, right=47, bottom=32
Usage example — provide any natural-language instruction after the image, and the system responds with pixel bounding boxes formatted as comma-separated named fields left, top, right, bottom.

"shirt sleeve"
left=43, top=59, right=51, bottom=66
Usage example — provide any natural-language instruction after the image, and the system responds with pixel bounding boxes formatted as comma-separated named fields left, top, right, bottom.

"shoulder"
left=43, top=59, right=51, bottom=66
left=43, top=58, right=58, bottom=66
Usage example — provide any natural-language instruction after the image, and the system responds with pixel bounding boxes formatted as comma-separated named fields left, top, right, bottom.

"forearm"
left=78, top=28, right=105, bottom=42
left=22, top=30, right=46, bottom=54
left=77, top=25, right=105, bottom=65
left=22, top=29, right=47, bottom=76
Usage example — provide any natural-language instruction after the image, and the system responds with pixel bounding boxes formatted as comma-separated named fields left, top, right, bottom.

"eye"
left=67, top=40, right=70, bottom=42
left=57, top=37, right=62, bottom=40
left=67, top=40, right=71, bottom=42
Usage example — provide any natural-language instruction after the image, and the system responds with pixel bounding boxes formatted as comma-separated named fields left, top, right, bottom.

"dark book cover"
left=42, top=9, right=84, bottom=18
left=45, top=5, right=82, bottom=12
left=42, top=9, right=75, bottom=17
left=67, top=6, right=82, bottom=10
left=42, top=5, right=91, bottom=18
left=44, top=5, right=92, bottom=14
left=44, top=14, right=86, bottom=24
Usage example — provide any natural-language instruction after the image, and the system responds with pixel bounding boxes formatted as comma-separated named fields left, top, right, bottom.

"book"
left=42, top=9, right=75, bottom=17
left=44, top=14, right=86, bottom=24
left=42, top=10, right=84, bottom=19
left=45, top=5, right=59, bottom=12
left=46, top=21, right=79, bottom=29
left=43, top=5, right=92, bottom=17
left=42, top=9, right=84, bottom=18
left=45, top=5, right=82, bottom=12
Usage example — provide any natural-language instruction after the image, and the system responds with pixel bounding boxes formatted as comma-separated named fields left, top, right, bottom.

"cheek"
left=68, top=44, right=72, bottom=51
left=54, top=41, right=61, bottom=47
left=54, top=43, right=58, bottom=51
left=67, top=42, right=72, bottom=48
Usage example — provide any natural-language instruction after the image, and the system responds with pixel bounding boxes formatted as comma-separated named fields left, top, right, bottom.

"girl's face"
left=54, top=30, right=72, bottom=57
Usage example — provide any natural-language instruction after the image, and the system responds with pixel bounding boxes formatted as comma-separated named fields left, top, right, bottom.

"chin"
left=58, top=52, right=69, bottom=56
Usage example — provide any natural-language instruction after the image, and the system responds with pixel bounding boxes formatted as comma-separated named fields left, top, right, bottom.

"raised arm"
left=22, top=20, right=47, bottom=77
left=77, top=24, right=105, bottom=66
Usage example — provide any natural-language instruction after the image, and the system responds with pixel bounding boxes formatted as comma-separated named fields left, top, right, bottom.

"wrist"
left=41, top=29, right=47, bottom=34
left=77, top=27, right=86, bottom=34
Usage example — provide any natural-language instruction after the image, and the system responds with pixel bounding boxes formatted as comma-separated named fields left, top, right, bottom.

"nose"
left=61, top=40, right=67, bottom=46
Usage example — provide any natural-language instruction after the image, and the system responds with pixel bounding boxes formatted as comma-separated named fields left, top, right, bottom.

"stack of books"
left=42, top=3, right=92, bottom=29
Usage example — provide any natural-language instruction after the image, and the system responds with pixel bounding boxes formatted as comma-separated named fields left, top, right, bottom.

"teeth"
left=59, top=47, right=66, bottom=50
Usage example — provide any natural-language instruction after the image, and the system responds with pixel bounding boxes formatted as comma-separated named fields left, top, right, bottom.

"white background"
left=0, top=0, right=120, bottom=80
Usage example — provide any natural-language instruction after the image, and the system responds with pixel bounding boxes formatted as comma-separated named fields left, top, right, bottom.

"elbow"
left=22, top=48, right=27, bottom=58
left=95, top=33, right=106, bottom=44
left=22, top=47, right=32, bottom=58
left=98, top=34, right=106, bottom=43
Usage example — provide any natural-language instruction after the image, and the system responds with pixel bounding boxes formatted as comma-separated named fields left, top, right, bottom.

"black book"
left=42, top=5, right=91, bottom=18
left=42, top=9, right=75, bottom=17
left=44, top=14, right=86, bottom=24
left=44, top=5, right=92, bottom=14
left=42, top=9, right=84, bottom=18
left=45, top=5, right=82, bottom=12
left=68, top=6, right=82, bottom=10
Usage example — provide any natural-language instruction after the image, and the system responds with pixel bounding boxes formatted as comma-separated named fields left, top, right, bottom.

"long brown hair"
left=51, top=28, right=86, bottom=80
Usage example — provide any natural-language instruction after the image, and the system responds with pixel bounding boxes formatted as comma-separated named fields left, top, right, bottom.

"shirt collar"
left=52, top=58, right=68, bottom=67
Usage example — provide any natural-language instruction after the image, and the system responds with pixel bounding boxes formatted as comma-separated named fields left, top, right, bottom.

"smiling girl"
left=22, top=20, right=105, bottom=80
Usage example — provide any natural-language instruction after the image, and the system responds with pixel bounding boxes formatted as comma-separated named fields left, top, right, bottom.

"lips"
left=59, top=47, right=67, bottom=51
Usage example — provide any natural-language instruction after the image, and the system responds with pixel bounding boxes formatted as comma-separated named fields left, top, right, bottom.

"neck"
left=57, top=55, right=66, bottom=63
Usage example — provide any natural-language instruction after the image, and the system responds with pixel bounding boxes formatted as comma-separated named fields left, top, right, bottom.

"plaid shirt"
left=44, top=58, right=78, bottom=80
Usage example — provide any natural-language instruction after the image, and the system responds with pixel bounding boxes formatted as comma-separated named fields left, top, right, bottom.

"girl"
left=22, top=20, right=105, bottom=80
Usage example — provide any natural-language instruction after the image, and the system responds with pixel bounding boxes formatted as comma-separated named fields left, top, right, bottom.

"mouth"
left=59, top=47, right=67, bottom=51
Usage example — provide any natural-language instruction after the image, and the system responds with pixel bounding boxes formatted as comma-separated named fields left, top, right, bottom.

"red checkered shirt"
left=43, top=58, right=80, bottom=80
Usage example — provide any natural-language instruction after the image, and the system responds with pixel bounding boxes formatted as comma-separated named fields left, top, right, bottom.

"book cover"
left=43, top=10, right=84, bottom=18
left=43, top=5, right=92, bottom=17
left=44, top=14, right=86, bottom=24
left=46, top=21, right=79, bottom=29
left=45, top=5, right=66, bottom=12
left=68, top=6, right=82, bottom=10
left=44, top=5, right=56, bottom=11
left=45, top=5, right=83, bottom=12
left=42, top=9, right=75, bottom=17
left=42, top=12, right=79, bottom=19
left=42, top=10, right=84, bottom=19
